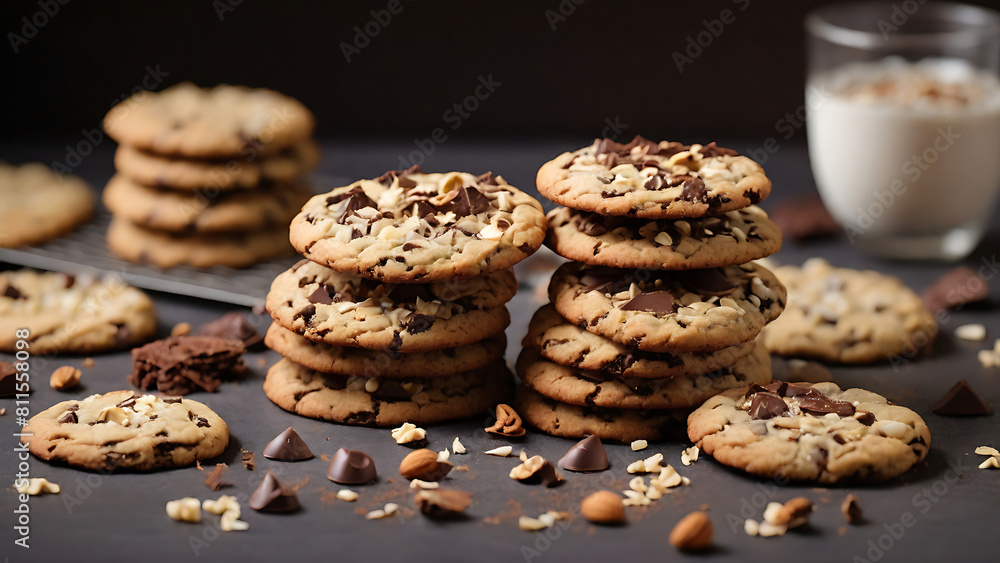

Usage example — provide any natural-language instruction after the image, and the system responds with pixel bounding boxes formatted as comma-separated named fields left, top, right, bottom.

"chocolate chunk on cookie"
left=130, top=335, right=247, bottom=395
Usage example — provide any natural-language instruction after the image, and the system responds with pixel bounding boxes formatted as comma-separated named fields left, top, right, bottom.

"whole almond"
left=580, top=490, right=625, bottom=525
left=50, top=366, right=81, bottom=390
left=399, top=449, right=451, bottom=481
left=669, top=511, right=713, bottom=551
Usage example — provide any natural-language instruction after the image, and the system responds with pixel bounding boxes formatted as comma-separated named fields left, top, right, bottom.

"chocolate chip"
left=327, top=448, right=377, bottom=485
left=679, top=177, right=707, bottom=202
left=398, top=176, right=417, bottom=189
left=558, top=435, right=609, bottom=472
left=412, top=200, right=437, bottom=218
left=57, top=411, right=78, bottom=424
left=854, top=411, right=876, bottom=426
left=798, top=395, right=855, bottom=417
left=403, top=312, right=434, bottom=335
left=3, top=285, right=24, bottom=300
left=749, top=392, right=789, bottom=419
left=249, top=470, right=300, bottom=512
left=0, top=361, right=17, bottom=398
left=198, top=312, right=264, bottom=351
left=307, top=286, right=333, bottom=305
left=676, top=268, right=736, bottom=297
left=371, top=380, right=413, bottom=401
left=204, top=463, right=232, bottom=491
left=263, top=427, right=314, bottom=461
left=922, top=267, right=989, bottom=312
left=931, top=380, right=992, bottom=416
left=439, top=186, right=493, bottom=216
left=644, top=175, right=664, bottom=190
left=578, top=213, right=609, bottom=236
left=293, top=304, right=316, bottom=323
left=389, top=284, right=435, bottom=303
left=621, top=290, right=677, bottom=314
left=196, top=416, right=210, bottom=428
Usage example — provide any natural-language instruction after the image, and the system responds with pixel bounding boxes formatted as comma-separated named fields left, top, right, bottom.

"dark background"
left=4, top=0, right=996, bottom=144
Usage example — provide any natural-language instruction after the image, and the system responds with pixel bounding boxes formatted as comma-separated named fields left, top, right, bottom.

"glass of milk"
left=806, top=2, right=1000, bottom=260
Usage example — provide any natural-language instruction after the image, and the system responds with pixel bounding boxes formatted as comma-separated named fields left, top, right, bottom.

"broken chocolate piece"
left=3, top=284, right=24, bottom=299
left=198, top=312, right=264, bottom=351
left=129, top=336, right=246, bottom=395
left=327, top=448, right=377, bottom=485
left=620, top=290, right=677, bottom=314
left=249, top=470, right=300, bottom=513
left=696, top=142, right=739, bottom=158
left=0, top=361, right=17, bottom=398
left=414, top=489, right=471, bottom=518
left=558, top=435, right=609, bottom=472
left=931, top=380, right=992, bottom=416
left=769, top=196, right=840, bottom=240
left=241, top=450, right=255, bottom=471
left=57, top=411, right=78, bottom=424
left=676, top=268, right=736, bottom=297
left=263, top=427, right=314, bottom=461
left=798, top=395, right=855, bottom=417
left=307, top=287, right=333, bottom=305
left=854, top=411, right=877, bottom=426
left=922, top=267, right=989, bottom=312
left=204, top=463, right=232, bottom=491
left=375, top=165, right=421, bottom=185
left=577, top=212, right=609, bottom=236
left=679, top=177, right=707, bottom=202
left=749, top=392, right=789, bottom=419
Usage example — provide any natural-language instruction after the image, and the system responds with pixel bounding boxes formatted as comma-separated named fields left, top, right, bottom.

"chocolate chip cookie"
left=22, top=391, right=229, bottom=471
left=0, top=162, right=94, bottom=249
left=688, top=381, right=931, bottom=483
left=517, top=343, right=770, bottom=410
left=760, top=259, right=937, bottom=363
left=107, top=218, right=293, bottom=268
left=523, top=304, right=755, bottom=378
left=514, top=387, right=687, bottom=442
left=103, top=174, right=311, bottom=234
left=289, top=167, right=546, bottom=282
left=536, top=136, right=771, bottom=219
left=545, top=205, right=781, bottom=270
left=266, top=259, right=515, bottom=352
left=263, top=358, right=513, bottom=426
left=0, top=270, right=156, bottom=354
left=114, top=140, right=320, bottom=190
left=549, top=261, right=786, bottom=353
left=103, top=82, right=314, bottom=158
left=265, top=324, right=506, bottom=378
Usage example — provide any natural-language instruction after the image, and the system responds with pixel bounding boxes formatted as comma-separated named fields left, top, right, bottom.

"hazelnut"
left=580, top=491, right=626, bottom=525
left=49, top=366, right=81, bottom=391
left=669, top=511, right=713, bottom=551
left=399, top=448, right=452, bottom=481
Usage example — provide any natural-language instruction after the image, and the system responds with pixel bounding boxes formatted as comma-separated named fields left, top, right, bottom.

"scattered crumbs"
left=320, top=489, right=339, bottom=506
left=241, top=450, right=255, bottom=471
left=483, top=499, right=522, bottom=525
left=320, top=454, right=330, bottom=462
left=290, top=477, right=310, bottom=492
left=386, top=477, right=396, bottom=485
left=82, top=357, right=96, bottom=368
left=454, top=465, right=469, bottom=472
left=196, top=460, right=203, bottom=471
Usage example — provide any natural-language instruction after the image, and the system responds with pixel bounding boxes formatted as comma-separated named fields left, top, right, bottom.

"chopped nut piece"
left=842, top=494, right=863, bottom=524
left=975, top=446, right=1000, bottom=456
left=744, top=518, right=760, bottom=536
left=581, top=491, right=626, bottom=525
left=669, top=511, right=713, bottom=551
left=622, top=490, right=651, bottom=507
left=628, top=476, right=648, bottom=494
left=980, top=457, right=1000, bottom=469
left=519, top=511, right=570, bottom=531
left=391, top=422, right=426, bottom=444
left=166, top=497, right=202, bottom=523
left=399, top=449, right=452, bottom=481
left=485, top=445, right=513, bottom=457
left=336, top=489, right=358, bottom=502
left=519, top=449, right=528, bottom=462
left=975, top=446, right=1000, bottom=469
left=485, top=404, right=526, bottom=437
left=650, top=465, right=686, bottom=490
left=452, top=437, right=466, bottom=454
left=956, top=323, right=986, bottom=341
left=758, top=521, right=787, bottom=537
left=626, top=452, right=664, bottom=474
left=438, top=449, right=450, bottom=462
left=978, top=339, right=1000, bottom=368
left=762, top=502, right=785, bottom=526
left=364, top=379, right=380, bottom=393
left=410, top=479, right=440, bottom=489
left=681, top=446, right=699, bottom=466
left=49, top=366, right=81, bottom=391
left=630, top=439, right=648, bottom=451
left=170, top=322, right=191, bottom=337
left=15, top=478, right=60, bottom=496
left=202, top=495, right=248, bottom=531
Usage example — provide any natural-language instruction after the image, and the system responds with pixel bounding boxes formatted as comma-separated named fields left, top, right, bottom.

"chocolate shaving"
left=204, top=463, right=232, bottom=491
left=679, top=177, right=707, bottom=202
left=374, top=165, right=421, bottom=185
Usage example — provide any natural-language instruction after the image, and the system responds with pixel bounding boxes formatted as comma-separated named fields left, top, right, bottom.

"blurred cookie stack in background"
left=261, top=167, right=547, bottom=426
left=102, top=82, right=318, bottom=268
left=516, top=136, right=787, bottom=442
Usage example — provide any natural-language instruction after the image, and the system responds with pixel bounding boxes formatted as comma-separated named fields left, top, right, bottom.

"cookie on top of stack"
left=516, top=135, right=787, bottom=442
left=102, top=82, right=319, bottom=268
left=263, top=166, right=547, bottom=426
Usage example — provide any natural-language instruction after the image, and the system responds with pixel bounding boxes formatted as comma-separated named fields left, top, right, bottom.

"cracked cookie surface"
left=523, top=304, right=755, bottom=379
left=22, top=391, right=229, bottom=471
left=514, top=387, right=687, bottom=442
left=536, top=136, right=770, bottom=219
left=517, top=343, right=770, bottom=410
left=264, top=358, right=513, bottom=426
left=289, top=167, right=546, bottom=282
left=266, top=259, right=514, bottom=352
left=264, top=323, right=506, bottom=378
left=761, top=259, right=937, bottom=363
left=545, top=205, right=781, bottom=270
left=688, top=381, right=931, bottom=483
left=0, top=270, right=156, bottom=354
left=549, top=261, right=786, bottom=353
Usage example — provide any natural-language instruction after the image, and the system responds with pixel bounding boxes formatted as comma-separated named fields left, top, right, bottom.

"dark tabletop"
left=2, top=139, right=999, bottom=563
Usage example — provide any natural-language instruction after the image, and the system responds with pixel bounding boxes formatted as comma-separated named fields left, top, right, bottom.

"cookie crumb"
left=82, top=357, right=96, bottom=368
left=452, top=437, right=466, bottom=454
left=1, top=408, right=6, bottom=416
left=196, top=460, right=203, bottom=471
left=171, top=322, right=192, bottom=337
left=956, top=323, right=986, bottom=341
left=681, top=446, right=699, bottom=466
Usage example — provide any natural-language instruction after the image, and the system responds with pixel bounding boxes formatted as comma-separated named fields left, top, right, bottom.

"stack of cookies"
left=262, top=167, right=547, bottom=426
left=102, top=82, right=318, bottom=268
left=516, top=136, right=787, bottom=442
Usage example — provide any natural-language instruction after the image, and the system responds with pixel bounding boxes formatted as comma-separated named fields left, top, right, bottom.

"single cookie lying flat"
left=103, top=174, right=312, bottom=234
left=688, top=381, right=931, bottom=483
left=263, top=358, right=513, bottom=426
left=760, top=258, right=937, bottom=363
left=523, top=304, right=755, bottom=379
left=0, top=270, right=156, bottom=354
left=23, top=391, right=229, bottom=471
left=549, top=261, right=786, bottom=353
left=514, top=387, right=687, bottom=442
left=536, top=136, right=770, bottom=219
left=0, top=162, right=94, bottom=249
left=517, top=342, right=770, bottom=410
left=103, top=82, right=314, bottom=158
left=266, top=259, right=514, bottom=352
left=545, top=205, right=781, bottom=270
left=289, top=167, right=546, bottom=282
left=114, top=140, right=320, bottom=190
left=264, top=323, right=505, bottom=378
